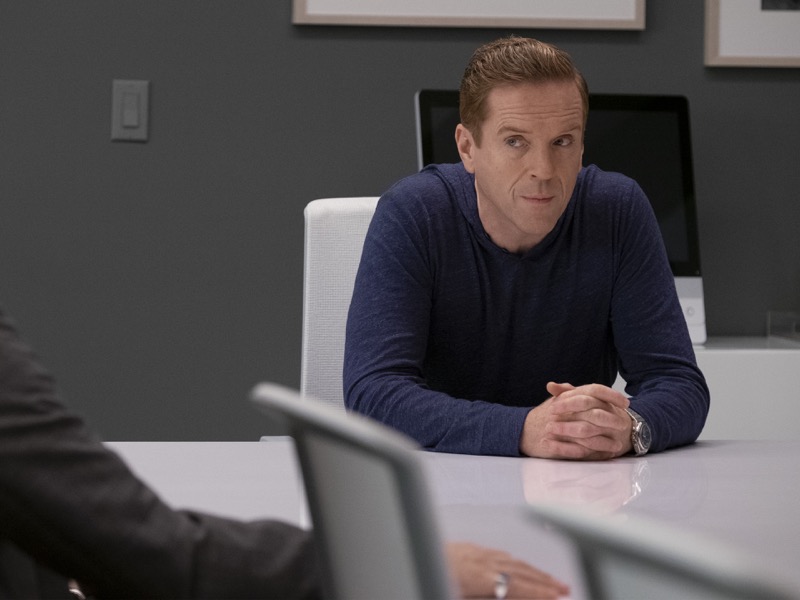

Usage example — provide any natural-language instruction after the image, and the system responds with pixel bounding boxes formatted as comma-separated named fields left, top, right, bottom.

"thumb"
left=546, top=381, right=575, bottom=398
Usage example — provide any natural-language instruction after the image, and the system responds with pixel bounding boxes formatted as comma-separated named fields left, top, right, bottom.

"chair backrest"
left=528, top=502, right=797, bottom=600
left=301, top=197, right=379, bottom=410
left=250, top=382, right=453, bottom=600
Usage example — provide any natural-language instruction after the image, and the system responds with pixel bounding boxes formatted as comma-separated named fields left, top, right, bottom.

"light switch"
left=121, top=92, right=140, bottom=128
left=111, top=79, right=149, bottom=142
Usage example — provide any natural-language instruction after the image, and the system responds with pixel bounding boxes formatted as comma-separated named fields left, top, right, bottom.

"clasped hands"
left=520, top=382, right=633, bottom=460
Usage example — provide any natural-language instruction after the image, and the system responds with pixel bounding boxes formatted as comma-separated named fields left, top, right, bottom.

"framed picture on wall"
left=293, top=0, right=646, bottom=30
left=705, top=0, right=800, bottom=67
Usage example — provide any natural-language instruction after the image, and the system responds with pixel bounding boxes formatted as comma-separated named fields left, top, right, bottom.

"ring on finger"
left=494, top=572, right=510, bottom=600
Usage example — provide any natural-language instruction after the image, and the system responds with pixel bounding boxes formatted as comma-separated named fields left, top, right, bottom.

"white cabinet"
left=695, top=337, right=800, bottom=440
left=614, top=337, right=800, bottom=440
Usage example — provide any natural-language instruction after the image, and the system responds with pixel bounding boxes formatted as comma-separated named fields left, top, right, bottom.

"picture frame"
left=293, top=0, right=646, bottom=30
left=705, top=0, right=800, bottom=67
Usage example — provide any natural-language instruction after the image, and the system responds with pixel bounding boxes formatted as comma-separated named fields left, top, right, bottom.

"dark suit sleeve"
left=0, top=307, right=320, bottom=599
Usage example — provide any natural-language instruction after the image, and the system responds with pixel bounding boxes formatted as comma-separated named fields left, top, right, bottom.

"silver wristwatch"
left=625, top=408, right=652, bottom=456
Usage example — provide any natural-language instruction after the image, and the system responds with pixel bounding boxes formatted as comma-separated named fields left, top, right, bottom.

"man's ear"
left=455, top=124, right=476, bottom=173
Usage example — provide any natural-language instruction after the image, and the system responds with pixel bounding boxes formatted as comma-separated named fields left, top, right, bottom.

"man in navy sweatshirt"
left=344, top=36, right=709, bottom=459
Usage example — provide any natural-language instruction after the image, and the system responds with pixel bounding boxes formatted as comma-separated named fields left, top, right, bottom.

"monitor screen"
left=415, top=90, right=702, bottom=278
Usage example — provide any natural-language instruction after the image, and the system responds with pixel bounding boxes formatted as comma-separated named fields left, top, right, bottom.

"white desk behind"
left=695, top=337, right=800, bottom=440
left=614, top=336, right=800, bottom=440
left=108, top=439, right=800, bottom=598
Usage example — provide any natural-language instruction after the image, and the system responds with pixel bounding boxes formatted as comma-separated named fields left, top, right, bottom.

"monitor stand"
left=676, top=276, right=707, bottom=345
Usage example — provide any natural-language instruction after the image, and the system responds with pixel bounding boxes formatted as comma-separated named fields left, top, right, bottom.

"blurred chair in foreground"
left=250, top=381, right=453, bottom=600
left=528, top=502, right=797, bottom=600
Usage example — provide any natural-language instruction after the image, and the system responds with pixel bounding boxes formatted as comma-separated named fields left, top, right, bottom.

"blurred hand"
left=519, top=382, right=632, bottom=460
left=446, top=542, right=569, bottom=599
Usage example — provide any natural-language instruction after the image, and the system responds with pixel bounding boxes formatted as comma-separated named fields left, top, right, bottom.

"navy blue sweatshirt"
left=344, top=163, right=709, bottom=456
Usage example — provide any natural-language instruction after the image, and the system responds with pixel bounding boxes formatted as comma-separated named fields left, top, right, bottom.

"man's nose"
left=526, top=145, right=555, bottom=180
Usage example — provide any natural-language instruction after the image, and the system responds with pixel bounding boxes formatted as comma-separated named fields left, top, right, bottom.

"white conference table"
left=108, top=439, right=800, bottom=598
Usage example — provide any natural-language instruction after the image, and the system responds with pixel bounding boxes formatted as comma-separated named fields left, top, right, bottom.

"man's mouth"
left=521, top=194, right=554, bottom=204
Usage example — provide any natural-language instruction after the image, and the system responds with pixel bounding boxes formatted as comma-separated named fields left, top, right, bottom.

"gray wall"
left=1, top=1, right=798, bottom=440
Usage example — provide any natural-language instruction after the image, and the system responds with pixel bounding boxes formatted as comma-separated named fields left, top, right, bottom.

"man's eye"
left=554, top=137, right=573, bottom=147
left=506, top=137, right=524, bottom=148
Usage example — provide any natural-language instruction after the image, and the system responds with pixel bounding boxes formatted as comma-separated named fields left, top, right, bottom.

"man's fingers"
left=446, top=542, right=570, bottom=599
left=539, top=437, right=621, bottom=461
left=549, top=383, right=629, bottom=410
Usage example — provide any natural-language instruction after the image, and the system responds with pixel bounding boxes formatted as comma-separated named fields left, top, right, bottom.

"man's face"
left=456, top=80, right=585, bottom=254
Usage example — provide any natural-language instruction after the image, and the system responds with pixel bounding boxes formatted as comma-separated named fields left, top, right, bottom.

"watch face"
left=628, top=409, right=652, bottom=454
left=636, top=419, right=652, bottom=453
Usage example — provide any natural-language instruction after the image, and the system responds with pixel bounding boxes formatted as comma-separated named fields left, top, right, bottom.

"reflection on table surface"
left=423, top=440, right=800, bottom=591
left=109, top=439, right=800, bottom=596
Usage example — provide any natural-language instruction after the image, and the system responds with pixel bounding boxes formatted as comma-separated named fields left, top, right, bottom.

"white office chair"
left=301, top=197, right=379, bottom=411
left=528, top=502, right=798, bottom=600
left=250, top=382, right=453, bottom=600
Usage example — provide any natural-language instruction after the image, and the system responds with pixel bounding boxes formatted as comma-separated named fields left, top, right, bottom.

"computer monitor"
left=415, top=90, right=706, bottom=344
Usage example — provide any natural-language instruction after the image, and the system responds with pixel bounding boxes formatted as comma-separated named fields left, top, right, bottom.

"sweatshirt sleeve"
left=0, top=307, right=320, bottom=599
left=343, top=187, right=530, bottom=456
left=606, top=178, right=710, bottom=453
